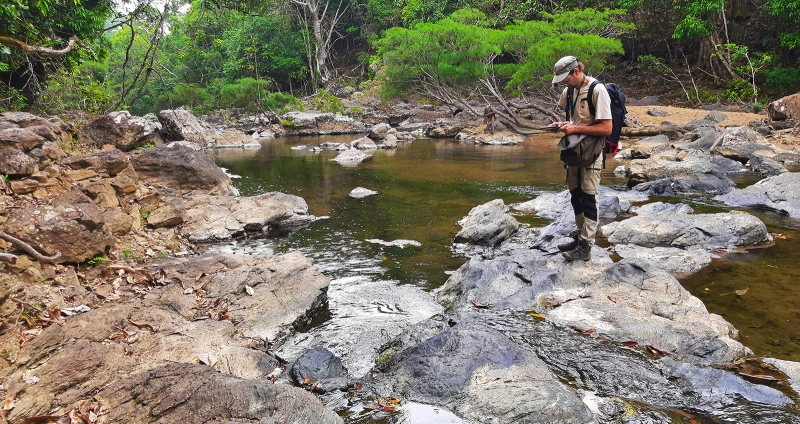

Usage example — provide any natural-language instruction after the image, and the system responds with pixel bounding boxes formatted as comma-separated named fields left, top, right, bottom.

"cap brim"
left=552, top=72, right=569, bottom=84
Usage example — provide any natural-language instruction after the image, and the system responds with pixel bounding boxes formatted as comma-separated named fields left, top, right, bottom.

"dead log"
left=621, top=125, right=697, bottom=137
left=0, top=231, right=61, bottom=264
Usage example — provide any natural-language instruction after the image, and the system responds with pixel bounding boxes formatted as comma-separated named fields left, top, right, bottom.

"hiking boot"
left=557, top=230, right=581, bottom=252
left=563, top=240, right=591, bottom=261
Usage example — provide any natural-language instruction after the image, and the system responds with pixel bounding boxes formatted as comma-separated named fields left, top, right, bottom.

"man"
left=551, top=55, right=612, bottom=261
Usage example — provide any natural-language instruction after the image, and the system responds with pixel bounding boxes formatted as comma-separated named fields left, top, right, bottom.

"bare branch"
left=0, top=35, right=86, bottom=57
left=0, top=232, right=61, bottom=264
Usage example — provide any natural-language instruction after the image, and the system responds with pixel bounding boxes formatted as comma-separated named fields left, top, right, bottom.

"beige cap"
left=552, top=56, right=578, bottom=84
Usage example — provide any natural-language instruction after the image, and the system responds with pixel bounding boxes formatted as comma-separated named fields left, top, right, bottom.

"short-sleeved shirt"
left=558, top=77, right=612, bottom=126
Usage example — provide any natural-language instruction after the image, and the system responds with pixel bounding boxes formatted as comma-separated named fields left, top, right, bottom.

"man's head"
left=552, top=56, right=579, bottom=85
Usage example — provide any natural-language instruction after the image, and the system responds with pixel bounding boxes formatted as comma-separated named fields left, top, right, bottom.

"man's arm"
left=558, top=119, right=612, bottom=136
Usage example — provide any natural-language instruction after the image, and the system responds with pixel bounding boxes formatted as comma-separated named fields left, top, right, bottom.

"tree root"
left=0, top=231, right=61, bottom=264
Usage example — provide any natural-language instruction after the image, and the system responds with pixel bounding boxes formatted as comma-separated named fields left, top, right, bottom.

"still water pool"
left=213, top=135, right=800, bottom=362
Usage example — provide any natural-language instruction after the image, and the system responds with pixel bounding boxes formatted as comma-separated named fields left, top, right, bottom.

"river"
left=211, top=134, right=800, bottom=421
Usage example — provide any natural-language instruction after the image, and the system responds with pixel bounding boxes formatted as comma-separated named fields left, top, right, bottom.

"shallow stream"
left=211, top=135, right=800, bottom=422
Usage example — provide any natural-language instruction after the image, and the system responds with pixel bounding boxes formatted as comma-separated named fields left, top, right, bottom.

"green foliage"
left=33, top=66, right=112, bottom=114
left=280, top=118, right=295, bottom=128
left=347, top=106, right=364, bottom=115
left=772, top=0, right=800, bottom=23
left=722, top=78, right=755, bottom=102
left=752, top=102, right=765, bottom=113
left=85, top=255, right=109, bottom=267
left=373, top=7, right=627, bottom=99
left=0, top=84, right=26, bottom=112
left=0, top=0, right=113, bottom=107
left=309, top=89, right=346, bottom=113
left=263, top=92, right=303, bottom=113
left=133, top=141, right=156, bottom=151
left=157, top=85, right=214, bottom=114
left=764, top=66, right=800, bottom=96
left=220, top=77, right=272, bottom=109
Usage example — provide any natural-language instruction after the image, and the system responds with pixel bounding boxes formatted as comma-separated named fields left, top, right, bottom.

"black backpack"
left=566, top=80, right=628, bottom=154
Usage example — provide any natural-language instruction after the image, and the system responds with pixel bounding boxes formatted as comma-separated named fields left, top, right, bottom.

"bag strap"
left=586, top=80, right=600, bottom=117
left=565, top=88, right=574, bottom=121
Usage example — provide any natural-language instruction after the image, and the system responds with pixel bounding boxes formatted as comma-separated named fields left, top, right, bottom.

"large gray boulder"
left=768, top=91, right=800, bottom=121
left=627, top=149, right=741, bottom=195
left=438, top=249, right=751, bottom=365
left=376, top=314, right=597, bottom=424
left=158, top=108, right=209, bottom=141
left=79, top=110, right=163, bottom=151
left=132, top=143, right=238, bottom=195
left=62, top=148, right=130, bottom=176
left=454, top=199, right=520, bottom=246
left=714, top=172, right=800, bottom=217
left=281, top=112, right=367, bottom=135
left=603, top=202, right=771, bottom=250
left=179, top=192, right=314, bottom=241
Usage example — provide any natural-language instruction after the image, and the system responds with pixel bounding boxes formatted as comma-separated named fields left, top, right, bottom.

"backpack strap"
left=565, top=88, right=574, bottom=121
left=586, top=80, right=600, bottom=118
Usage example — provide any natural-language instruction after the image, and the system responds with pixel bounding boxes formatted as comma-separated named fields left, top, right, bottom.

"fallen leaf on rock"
left=19, top=416, right=61, bottom=423
left=245, top=285, right=254, bottom=296
left=129, top=320, right=156, bottom=333
left=739, top=373, right=781, bottom=382
left=735, top=288, right=749, bottom=296
left=645, top=345, right=665, bottom=357
left=3, top=397, right=18, bottom=410
left=622, top=341, right=638, bottom=347
left=304, top=375, right=312, bottom=384
left=197, top=352, right=218, bottom=367
left=61, top=305, right=90, bottom=316
left=769, top=232, right=785, bottom=239
left=471, top=299, right=490, bottom=309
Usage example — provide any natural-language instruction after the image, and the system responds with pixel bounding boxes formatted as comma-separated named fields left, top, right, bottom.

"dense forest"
left=1, top=0, right=799, bottom=117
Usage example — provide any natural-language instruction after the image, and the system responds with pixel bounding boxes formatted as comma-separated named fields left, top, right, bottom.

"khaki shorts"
left=566, top=154, right=602, bottom=194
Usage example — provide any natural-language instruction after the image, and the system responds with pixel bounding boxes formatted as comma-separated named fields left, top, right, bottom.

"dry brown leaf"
left=470, top=299, right=490, bottom=309
left=303, top=375, right=312, bottom=384
left=735, top=288, right=749, bottom=296
left=129, top=320, right=156, bottom=333
left=19, top=416, right=61, bottom=424
left=3, top=397, right=18, bottom=410
left=739, top=373, right=781, bottom=382
left=622, top=341, right=638, bottom=347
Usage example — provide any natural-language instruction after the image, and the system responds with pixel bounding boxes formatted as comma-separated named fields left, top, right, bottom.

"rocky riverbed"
left=1, top=95, right=800, bottom=423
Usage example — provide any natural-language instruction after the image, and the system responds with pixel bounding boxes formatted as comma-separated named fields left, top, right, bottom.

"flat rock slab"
left=603, top=207, right=772, bottom=250
left=714, top=172, right=800, bottom=218
left=181, top=192, right=314, bottom=242
left=0, top=252, right=332, bottom=422
left=437, top=249, right=751, bottom=365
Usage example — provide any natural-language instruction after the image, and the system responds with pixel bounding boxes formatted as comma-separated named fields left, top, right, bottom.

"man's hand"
left=558, top=119, right=612, bottom=136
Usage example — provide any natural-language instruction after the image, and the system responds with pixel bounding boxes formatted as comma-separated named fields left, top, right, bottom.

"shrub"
left=309, top=88, right=345, bottom=114
left=764, top=66, right=800, bottom=97
left=220, top=77, right=272, bottom=109
left=263, top=92, right=303, bottom=113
